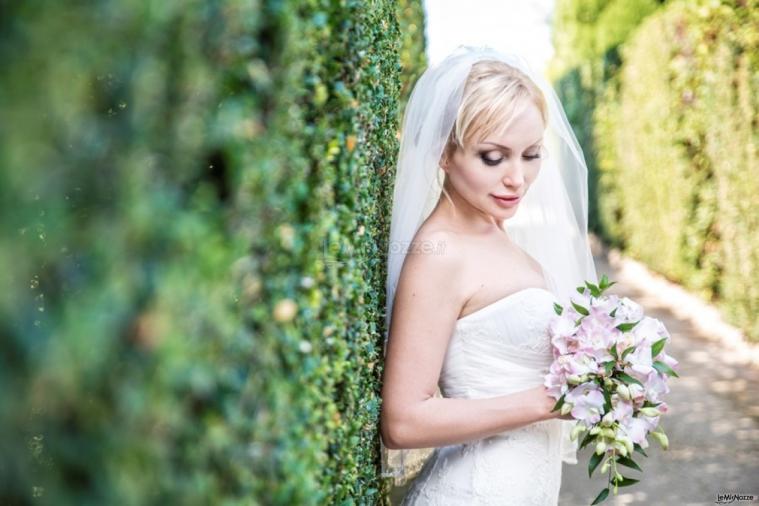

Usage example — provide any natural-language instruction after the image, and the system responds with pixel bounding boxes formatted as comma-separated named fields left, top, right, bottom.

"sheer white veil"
left=382, top=45, right=598, bottom=482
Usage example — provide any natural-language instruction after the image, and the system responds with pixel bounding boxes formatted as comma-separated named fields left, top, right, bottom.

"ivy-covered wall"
left=551, top=0, right=758, bottom=341
left=0, top=1, right=425, bottom=504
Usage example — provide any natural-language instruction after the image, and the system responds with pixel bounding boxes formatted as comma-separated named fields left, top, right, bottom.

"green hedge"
left=0, top=1, right=425, bottom=504
left=550, top=0, right=666, bottom=235
left=594, top=0, right=759, bottom=340
left=552, top=0, right=759, bottom=342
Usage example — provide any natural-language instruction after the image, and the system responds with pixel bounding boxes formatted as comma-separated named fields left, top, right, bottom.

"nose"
left=501, top=158, right=526, bottom=189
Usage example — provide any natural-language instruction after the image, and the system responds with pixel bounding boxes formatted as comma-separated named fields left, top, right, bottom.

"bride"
left=380, top=46, right=598, bottom=505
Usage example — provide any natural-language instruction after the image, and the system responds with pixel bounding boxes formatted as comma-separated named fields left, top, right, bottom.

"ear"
left=439, top=145, right=452, bottom=172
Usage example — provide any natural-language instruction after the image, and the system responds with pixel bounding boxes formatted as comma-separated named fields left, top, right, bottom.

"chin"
left=503, top=207, right=521, bottom=220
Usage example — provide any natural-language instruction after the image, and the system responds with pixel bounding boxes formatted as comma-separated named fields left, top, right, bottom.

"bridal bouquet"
left=543, top=275, right=680, bottom=505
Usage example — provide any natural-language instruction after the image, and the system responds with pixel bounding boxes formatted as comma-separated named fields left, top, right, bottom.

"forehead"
left=477, top=104, right=545, bottom=148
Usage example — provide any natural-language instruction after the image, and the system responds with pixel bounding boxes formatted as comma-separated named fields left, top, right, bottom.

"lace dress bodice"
left=400, top=287, right=574, bottom=506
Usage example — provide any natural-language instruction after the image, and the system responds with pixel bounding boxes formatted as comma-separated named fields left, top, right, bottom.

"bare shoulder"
left=407, top=226, right=461, bottom=263
left=521, top=248, right=543, bottom=272
left=516, top=245, right=547, bottom=283
left=399, top=226, right=468, bottom=288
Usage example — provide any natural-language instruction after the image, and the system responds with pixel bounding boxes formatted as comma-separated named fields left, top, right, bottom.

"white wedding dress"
left=400, top=286, right=575, bottom=506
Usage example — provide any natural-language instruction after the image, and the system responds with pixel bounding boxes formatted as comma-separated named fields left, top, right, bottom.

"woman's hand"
left=530, top=385, right=574, bottom=422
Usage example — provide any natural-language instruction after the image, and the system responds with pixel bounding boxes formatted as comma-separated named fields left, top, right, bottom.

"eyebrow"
left=481, top=139, right=543, bottom=151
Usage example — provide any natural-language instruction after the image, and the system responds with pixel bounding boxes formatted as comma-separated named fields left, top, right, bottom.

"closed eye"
left=479, top=153, right=542, bottom=166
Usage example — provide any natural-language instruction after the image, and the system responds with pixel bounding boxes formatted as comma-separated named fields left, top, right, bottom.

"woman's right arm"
left=380, top=230, right=565, bottom=450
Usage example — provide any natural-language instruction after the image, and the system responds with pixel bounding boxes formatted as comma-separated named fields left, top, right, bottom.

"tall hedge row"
left=552, top=0, right=758, bottom=341
left=549, top=0, right=667, bottom=234
left=0, top=1, right=425, bottom=504
left=594, top=0, right=759, bottom=339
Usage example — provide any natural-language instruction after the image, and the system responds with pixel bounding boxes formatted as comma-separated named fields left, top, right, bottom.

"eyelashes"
left=479, top=152, right=542, bottom=166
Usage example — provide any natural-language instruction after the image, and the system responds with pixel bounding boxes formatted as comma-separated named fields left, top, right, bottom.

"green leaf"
left=615, top=320, right=640, bottom=332
left=553, top=302, right=564, bottom=316
left=603, top=361, right=615, bottom=376
left=590, top=487, right=610, bottom=505
left=609, top=343, right=618, bottom=360
left=585, top=280, right=600, bottom=297
left=616, top=372, right=644, bottom=387
left=650, top=337, right=667, bottom=358
left=572, top=301, right=590, bottom=316
left=602, top=388, right=612, bottom=413
left=588, top=450, right=604, bottom=478
left=579, top=431, right=595, bottom=450
left=633, top=443, right=648, bottom=457
left=576, top=286, right=586, bottom=295
left=621, top=345, right=635, bottom=360
left=615, top=455, right=642, bottom=472
left=599, top=275, right=617, bottom=291
left=551, top=394, right=565, bottom=413
left=652, top=360, right=679, bottom=378
left=609, top=307, right=618, bottom=318
left=612, top=475, right=640, bottom=487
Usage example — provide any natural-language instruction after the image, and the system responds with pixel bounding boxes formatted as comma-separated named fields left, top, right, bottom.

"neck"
left=433, top=176, right=506, bottom=235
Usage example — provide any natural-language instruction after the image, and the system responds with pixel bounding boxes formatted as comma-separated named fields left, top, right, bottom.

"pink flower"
left=575, top=309, right=618, bottom=362
left=566, top=351, right=601, bottom=377
left=630, top=317, right=664, bottom=348
left=544, top=358, right=569, bottom=398
left=616, top=332, right=637, bottom=353
left=549, top=313, right=579, bottom=356
left=626, top=343, right=654, bottom=378
left=565, top=381, right=606, bottom=424
left=653, top=317, right=671, bottom=340
left=642, top=370, right=671, bottom=403
left=623, top=383, right=646, bottom=410
left=619, top=416, right=655, bottom=448
left=610, top=395, right=634, bottom=424
left=593, top=293, right=620, bottom=315
left=655, top=350, right=679, bottom=371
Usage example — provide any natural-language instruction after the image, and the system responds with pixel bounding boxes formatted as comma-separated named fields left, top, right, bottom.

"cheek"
left=461, top=168, right=494, bottom=189
left=468, top=172, right=502, bottom=197
left=450, top=160, right=491, bottom=190
left=525, top=164, right=542, bottom=185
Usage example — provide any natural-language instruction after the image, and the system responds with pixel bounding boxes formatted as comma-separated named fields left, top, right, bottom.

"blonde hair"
left=439, top=60, right=548, bottom=207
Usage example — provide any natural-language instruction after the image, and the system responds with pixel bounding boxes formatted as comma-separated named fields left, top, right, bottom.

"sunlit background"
left=424, top=0, right=556, bottom=74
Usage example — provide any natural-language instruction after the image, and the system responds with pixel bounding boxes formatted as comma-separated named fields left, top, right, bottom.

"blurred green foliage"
left=552, top=0, right=759, bottom=341
left=0, top=1, right=426, bottom=504
left=550, top=0, right=665, bottom=235
left=397, top=1, right=427, bottom=118
left=599, top=0, right=759, bottom=339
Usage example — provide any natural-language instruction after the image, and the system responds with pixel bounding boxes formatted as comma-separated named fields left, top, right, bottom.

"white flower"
left=616, top=296, right=644, bottom=323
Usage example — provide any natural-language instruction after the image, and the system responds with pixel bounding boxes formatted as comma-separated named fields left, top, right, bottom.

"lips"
left=492, top=194, right=521, bottom=208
